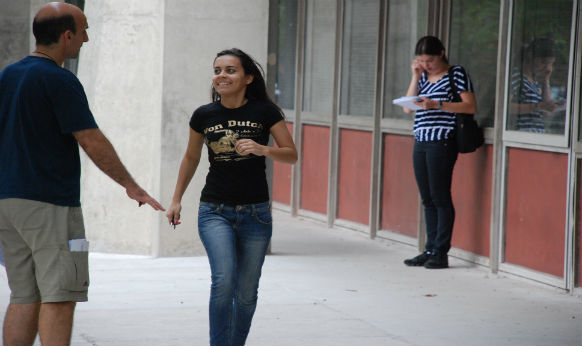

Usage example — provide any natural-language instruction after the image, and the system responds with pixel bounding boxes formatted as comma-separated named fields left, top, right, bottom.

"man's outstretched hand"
left=126, top=185, right=165, bottom=211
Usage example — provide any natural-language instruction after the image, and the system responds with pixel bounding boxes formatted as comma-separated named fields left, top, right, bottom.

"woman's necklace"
left=32, top=50, right=56, bottom=63
left=428, top=65, right=450, bottom=83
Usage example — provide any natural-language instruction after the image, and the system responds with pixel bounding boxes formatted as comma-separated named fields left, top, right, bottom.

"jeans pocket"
left=254, top=209, right=272, bottom=225
left=198, top=204, right=218, bottom=218
left=198, top=203, right=219, bottom=216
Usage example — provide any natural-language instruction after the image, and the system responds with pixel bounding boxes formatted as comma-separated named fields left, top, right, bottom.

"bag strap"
left=447, top=66, right=461, bottom=103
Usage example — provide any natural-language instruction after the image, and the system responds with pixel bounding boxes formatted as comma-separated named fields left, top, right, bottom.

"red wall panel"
left=505, top=148, right=567, bottom=277
left=272, top=122, right=294, bottom=205
left=579, top=181, right=582, bottom=286
left=300, top=125, right=330, bottom=214
left=337, top=129, right=372, bottom=225
left=451, top=145, right=493, bottom=257
left=380, top=134, right=418, bottom=237
left=577, top=159, right=582, bottom=287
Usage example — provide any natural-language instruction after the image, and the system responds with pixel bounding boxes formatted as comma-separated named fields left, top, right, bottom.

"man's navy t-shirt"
left=0, top=56, right=98, bottom=207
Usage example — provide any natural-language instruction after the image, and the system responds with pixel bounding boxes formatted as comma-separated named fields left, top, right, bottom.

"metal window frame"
left=300, top=0, right=336, bottom=124
left=330, top=0, right=445, bottom=238
left=369, top=0, right=388, bottom=238
left=490, top=0, right=511, bottom=275
left=326, top=0, right=343, bottom=227
left=326, top=0, right=384, bottom=231
left=565, top=0, right=582, bottom=292
left=500, top=0, right=577, bottom=148
left=295, top=0, right=443, bottom=238
left=290, top=0, right=306, bottom=217
left=296, top=0, right=338, bottom=221
left=495, top=0, right=581, bottom=290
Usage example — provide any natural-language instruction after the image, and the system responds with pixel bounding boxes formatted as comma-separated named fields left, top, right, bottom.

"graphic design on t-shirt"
left=204, top=120, right=265, bottom=162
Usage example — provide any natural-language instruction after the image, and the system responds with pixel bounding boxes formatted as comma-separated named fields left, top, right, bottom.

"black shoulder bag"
left=448, top=67, right=484, bottom=153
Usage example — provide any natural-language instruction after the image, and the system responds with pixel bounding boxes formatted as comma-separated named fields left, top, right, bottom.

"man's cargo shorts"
left=0, top=198, right=89, bottom=303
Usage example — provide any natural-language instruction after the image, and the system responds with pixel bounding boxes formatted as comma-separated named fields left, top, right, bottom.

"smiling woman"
left=166, top=48, right=297, bottom=346
left=212, top=55, right=253, bottom=107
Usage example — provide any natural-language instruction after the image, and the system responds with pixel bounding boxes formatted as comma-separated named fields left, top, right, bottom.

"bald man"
left=0, top=3, right=165, bottom=345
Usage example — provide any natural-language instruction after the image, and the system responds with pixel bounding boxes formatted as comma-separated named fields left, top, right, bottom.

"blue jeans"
left=413, top=139, right=458, bottom=255
left=198, top=201, right=272, bottom=346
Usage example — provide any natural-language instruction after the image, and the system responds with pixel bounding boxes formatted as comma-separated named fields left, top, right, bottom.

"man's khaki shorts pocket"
left=61, top=250, right=89, bottom=292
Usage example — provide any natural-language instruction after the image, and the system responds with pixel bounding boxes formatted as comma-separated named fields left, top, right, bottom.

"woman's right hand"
left=165, top=201, right=182, bottom=227
left=411, top=58, right=423, bottom=79
left=538, top=101, right=558, bottom=114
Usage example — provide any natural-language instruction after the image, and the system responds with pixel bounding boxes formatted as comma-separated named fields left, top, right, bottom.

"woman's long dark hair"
left=211, top=48, right=284, bottom=116
left=415, top=35, right=449, bottom=64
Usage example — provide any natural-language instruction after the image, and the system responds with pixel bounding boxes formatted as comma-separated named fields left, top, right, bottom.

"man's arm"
left=73, top=128, right=165, bottom=211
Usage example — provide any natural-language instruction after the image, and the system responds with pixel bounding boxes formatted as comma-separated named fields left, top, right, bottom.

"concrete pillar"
left=0, top=0, right=31, bottom=70
left=77, top=0, right=164, bottom=254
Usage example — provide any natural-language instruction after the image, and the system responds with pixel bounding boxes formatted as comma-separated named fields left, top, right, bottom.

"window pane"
left=580, top=83, right=582, bottom=141
left=340, top=0, right=380, bottom=117
left=507, top=0, right=572, bottom=135
left=449, top=0, right=500, bottom=128
left=383, top=0, right=428, bottom=119
left=275, top=0, right=298, bottom=110
left=302, top=0, right=337, bottom=115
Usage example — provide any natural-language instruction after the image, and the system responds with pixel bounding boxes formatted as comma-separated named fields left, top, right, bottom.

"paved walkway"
left=0, top=211, right=580, bottom=346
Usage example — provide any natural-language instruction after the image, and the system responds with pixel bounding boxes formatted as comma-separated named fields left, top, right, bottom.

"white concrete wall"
left=76, top=0, right=270, bottom=256
left=78, top=0, right=164, bottom=254
left=29, top=0, right=54, bottom=51
left=0, top=0, right=31, bottom=70
left=158, top=0, right=271, bottom=256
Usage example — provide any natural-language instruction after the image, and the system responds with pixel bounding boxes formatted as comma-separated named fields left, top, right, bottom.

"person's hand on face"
left=411, top=58, right=424, bottom=79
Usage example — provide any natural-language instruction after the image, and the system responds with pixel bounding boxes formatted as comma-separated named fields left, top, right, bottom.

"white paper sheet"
left=69, top=239, right=90, bottom=252
left=392, top=96, right=423, bottom=110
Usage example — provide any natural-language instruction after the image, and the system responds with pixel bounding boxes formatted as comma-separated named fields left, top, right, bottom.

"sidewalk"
left=0, top=210, right=580, bottom=346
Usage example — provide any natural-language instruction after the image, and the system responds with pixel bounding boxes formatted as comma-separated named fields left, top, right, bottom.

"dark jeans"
left=413, top=139, right=458, bottom=255
left=198, top=201, right=272, bottom=346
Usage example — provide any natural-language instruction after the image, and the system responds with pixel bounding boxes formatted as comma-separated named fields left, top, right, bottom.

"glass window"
left=340, top=0, right=380, bottom=117
left=578, top=72, right=582, bottom=142
left=506, top=0, right=573, bottom=135
left=580, top=81, right=582, bottom=142
left=383, top=0, right=428, bottom=119
left=449, top=0, right=500, bottom=128
left=302, top=0, right=337, bottom=116
left=275, top=0, right=298, bottom=110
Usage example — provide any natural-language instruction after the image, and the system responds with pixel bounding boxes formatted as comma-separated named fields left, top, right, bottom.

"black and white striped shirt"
left=510, top=70, right=544, bottom=133
left=414, top=65, right=473, bottom=142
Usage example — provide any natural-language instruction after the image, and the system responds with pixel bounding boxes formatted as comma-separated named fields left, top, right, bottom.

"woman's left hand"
left=235, top=139, right=267, bottom=157
left=414, top=97, right=439, bottom=110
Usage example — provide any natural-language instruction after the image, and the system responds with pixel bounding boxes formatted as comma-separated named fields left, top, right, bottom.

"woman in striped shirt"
left=509, top=37, right=558, bottom=133
left=402, top=36, right=477, bottom=269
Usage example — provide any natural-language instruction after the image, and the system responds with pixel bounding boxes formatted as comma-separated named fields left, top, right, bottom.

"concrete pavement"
left=0, top=210, right=580, bottom=346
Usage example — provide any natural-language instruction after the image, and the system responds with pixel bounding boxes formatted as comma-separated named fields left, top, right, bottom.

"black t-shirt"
left=189, top=99, right=283, bottom=205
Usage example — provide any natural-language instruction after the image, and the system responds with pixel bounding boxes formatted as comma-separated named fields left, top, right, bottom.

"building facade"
left=269, top=0, right=582, bottom=293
